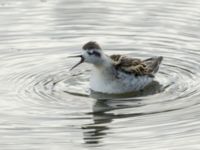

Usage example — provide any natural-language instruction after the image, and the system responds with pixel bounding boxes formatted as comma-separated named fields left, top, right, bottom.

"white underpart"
left=90, top=66, right=153, bottom=94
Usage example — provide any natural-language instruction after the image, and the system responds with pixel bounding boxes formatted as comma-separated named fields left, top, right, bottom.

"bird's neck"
left=94, top=54, right=113, bottom=69
left=92, top=54, right=117, bottom=81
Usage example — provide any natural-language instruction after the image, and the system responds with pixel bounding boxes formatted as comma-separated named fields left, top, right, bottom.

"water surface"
left=1, top=0, right=200, bottom=149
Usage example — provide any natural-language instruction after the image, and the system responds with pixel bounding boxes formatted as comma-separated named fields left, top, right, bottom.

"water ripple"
left=1, top=0, right=200, bottom=149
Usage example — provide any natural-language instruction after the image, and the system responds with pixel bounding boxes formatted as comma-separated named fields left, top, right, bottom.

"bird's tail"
left=143, top=56, right=163, bottom=74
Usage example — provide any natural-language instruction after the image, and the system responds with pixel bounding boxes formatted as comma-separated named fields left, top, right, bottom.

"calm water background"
left=1, top=0, right=200, bottom=149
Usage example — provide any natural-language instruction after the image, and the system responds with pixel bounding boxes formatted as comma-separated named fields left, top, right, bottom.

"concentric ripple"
left=1, top=0, right=200, bottom=149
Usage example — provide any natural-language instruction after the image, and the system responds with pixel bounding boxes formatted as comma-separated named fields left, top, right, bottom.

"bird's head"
left=70, top=41, right=107, bottom=70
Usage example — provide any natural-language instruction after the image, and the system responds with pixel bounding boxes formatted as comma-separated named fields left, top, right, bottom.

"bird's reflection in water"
left=82, top=99, right=144, bottom=145
left=82, top=100, right=113, bottom=145
left=82, top=81, right=163, bottom=145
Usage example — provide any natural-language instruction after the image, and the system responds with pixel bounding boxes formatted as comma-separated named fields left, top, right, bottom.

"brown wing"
left=110, top=54, right=163, bottom=77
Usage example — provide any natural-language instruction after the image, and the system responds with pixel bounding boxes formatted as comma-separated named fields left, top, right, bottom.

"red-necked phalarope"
left=70, top=41, right=163, bottom=94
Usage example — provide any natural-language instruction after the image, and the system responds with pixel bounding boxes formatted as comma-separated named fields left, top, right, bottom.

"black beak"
left=68, top=55, right=84, bottom=71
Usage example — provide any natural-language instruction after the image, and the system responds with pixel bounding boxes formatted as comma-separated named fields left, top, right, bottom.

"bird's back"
left=110, top=54, right=163, bottom=77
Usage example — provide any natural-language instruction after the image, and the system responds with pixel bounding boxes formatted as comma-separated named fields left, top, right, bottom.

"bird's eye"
left=87, top=51, right=93, bottom=55
left=87, top=51, right=101, bottom=57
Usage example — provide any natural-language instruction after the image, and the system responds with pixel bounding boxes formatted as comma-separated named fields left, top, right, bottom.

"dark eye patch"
left=87, top=51, right=93, bottom=55
left=93, top=51, right=101, bottom=57
left=87, top=51, right=101, bottom=57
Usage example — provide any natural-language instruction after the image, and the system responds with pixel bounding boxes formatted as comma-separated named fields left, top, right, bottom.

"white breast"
left=90, top=67, right=153, bottom=94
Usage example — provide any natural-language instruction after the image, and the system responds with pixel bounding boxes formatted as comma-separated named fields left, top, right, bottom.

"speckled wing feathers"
left=110, top=54, right=163, bottom=77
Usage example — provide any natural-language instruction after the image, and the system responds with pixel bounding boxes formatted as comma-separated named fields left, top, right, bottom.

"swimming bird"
left=70, top=41, right=163, bottom=94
